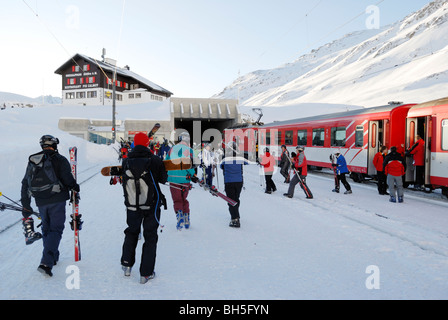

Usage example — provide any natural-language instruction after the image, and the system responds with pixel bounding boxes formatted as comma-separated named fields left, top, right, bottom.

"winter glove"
left=70, top=191, right=80, bottom=204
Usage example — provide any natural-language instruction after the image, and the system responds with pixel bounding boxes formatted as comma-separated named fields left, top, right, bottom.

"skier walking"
left=220, top=142, right=248, bottom=228
left=20, top=135, right=80, bottom=277
left=279, top=145, right=290, bottom=183
left=261, top=148, right=277, bottom=194
left=373, top=146, right=388, bottom=195
left=284, top=146, right=312, bottom=199
left=383, top=146, right=406, bottom=203
left=166, top=132, right=196, bottom=230
left=331, top=150, right=352, bottom=194
left=199, top=143, right=215, bottom=188
left=120, top=132, right=168, bottom=284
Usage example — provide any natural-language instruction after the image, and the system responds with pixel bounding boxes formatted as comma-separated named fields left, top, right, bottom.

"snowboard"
left=101, top=158, right=192, bottom=176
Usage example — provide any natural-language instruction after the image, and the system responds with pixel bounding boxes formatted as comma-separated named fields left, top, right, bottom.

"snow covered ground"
left=1, top=105, right=448, bottom=300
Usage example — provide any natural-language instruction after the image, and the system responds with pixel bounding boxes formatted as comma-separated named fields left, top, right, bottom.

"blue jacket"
left=166, top=143, right=196, bottom=184
left=336, top=155, right=349, bottom=175
left=220, top=157, right=248, bottom=183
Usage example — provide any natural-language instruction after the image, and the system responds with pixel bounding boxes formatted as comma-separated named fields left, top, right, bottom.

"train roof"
left=410, top=97, right=448, bottom=110
left=259, top=103, right=412, bottom=128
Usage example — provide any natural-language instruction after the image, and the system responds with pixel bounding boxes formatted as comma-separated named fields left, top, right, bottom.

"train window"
left=297, top=130, right=307, bottom=146
left=331, top=127, right=346, bottom=147
left=312, top=128, right=325, bottom=146
left=409, top=121, right=416, bottom=147
left=277, top=131, right=282, bottom=145
left=442, top=119, right=448, bottom=151
left=285, top=131, right=293, bottom=145
left=355, top=126, right=364, bottom=147
left=266, top=132, right=271, bottom=145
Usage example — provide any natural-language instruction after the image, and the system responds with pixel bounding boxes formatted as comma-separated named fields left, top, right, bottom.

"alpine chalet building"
left=54, top=53, right=173, bottom=106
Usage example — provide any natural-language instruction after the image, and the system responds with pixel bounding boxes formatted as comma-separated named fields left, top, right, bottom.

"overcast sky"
left=0, top=0, right=432, bottom=99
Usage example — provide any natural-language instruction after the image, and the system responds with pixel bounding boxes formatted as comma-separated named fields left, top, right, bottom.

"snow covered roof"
left=54, top=53, right=173, bottom=96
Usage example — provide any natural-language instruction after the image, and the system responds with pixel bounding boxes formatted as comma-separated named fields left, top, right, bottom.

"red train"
left=224, top=97, right=448, bottom=196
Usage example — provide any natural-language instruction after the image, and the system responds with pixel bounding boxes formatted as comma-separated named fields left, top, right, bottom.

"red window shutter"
left=67, top=79, right=70, bottom=85
left=72, top=66, right=75, bottom=72
left=92, top=77, right=96, bottom=83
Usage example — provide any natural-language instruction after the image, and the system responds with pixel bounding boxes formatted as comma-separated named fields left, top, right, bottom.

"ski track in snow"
left=1, top=163, right=448, bottom=300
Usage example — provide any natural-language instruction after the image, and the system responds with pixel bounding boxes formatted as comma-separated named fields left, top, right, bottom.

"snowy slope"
left=215, top=0, right=448, bottom=108
left=1, top=105, right=448, bottom=300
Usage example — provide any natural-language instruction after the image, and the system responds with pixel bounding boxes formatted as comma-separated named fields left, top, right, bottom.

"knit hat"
left=133, top=132, right=150, bottom=147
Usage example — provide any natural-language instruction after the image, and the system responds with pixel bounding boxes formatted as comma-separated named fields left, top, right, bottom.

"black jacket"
left=121, top=145, right=168, bottom=211
left=21, top=149, right=78, bottom=208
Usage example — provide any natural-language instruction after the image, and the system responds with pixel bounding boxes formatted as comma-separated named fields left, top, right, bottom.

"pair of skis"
left=195, top=178, right=238, bottom=207
left=69, top=147, right=81, bottom=262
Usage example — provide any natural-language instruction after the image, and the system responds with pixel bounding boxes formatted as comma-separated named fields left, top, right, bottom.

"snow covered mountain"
left=0, top=91, right=62, bottom=108
left=215, top=0, right=448, bottom=108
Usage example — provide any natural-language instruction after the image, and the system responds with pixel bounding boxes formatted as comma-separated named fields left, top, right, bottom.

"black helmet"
left=40, top=135, right=59, bottom=149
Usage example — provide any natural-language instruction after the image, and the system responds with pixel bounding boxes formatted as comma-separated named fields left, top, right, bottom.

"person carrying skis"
left=20, top=135, right=80, bottom=277
left=373, top=146, right=388, bottom=195
left=279, top=145, right=290, bottom=183
left=220, top=142, right=248, bottom=228
left=284, top=146, right=312, bottom=199
left=260, top=147, right=277, bottom=194
left=331, top=150, right=352, bottom=194
left=383, top=146, right=406, bottom=203
left=166, top=132, right=196, bottom=230
left=120, top=132, right=168, bottom=284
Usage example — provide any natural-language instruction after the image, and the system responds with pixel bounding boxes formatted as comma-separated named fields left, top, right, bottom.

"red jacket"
left=373, top=152, right=384, bottom=172
left=410, top=138, right=425, bottom=166
left=385, top=160, right=405, bottom=177
left=294, top=153, right=308, bottom=176
left=261, top=152, right=275, bottom=174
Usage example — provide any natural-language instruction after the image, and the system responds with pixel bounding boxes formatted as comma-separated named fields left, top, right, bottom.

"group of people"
left=19, top=131, right=425, bottom=283
left=373, top=135, right=425, bottom=203
left=19, top=132, right=249, bottom=283
left=261, top=144, right=349, bottom=199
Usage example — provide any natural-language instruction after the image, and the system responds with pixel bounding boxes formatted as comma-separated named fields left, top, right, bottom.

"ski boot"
left=184, top=212, right=190, bottom=229
left=229, top=218, right=240, bottom=228
left=344, top=190, right=352, bottom=195
left=140, top=272, right=156, bottom=284
left=389, top=196, right=397, bottom=203
left=332, top=188, right=340, bottom=193
left=122, top=265, right=132, bottom=277
left=22, top=217, right=42, bottom=245
left=176, top=211, right=184, bottom=231
left=398, top=196, right=404, bottom=203
left=37, top=264, right=53, bottom=277
left=283, top=193, right=293, bottom=199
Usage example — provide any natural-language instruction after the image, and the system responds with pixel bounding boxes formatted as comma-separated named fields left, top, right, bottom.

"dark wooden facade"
left=55, top=54, right=173, bottom=98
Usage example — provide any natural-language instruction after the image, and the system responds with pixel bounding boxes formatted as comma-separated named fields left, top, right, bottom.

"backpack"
left=122, top=158, right=156, bottom=211
left=26, top=152, right=62, bottom=199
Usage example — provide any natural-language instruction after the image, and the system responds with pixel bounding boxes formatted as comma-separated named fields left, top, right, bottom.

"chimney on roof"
left=124, top=65, right=130, bottom=70
left=102, top=48, right=106, bottom=62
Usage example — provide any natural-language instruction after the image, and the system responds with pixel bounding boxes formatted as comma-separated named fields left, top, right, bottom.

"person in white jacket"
left=199, top=143, right=215, bottom=188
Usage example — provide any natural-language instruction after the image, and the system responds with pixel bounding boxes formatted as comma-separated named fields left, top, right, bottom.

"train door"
left=424, top=116, right=432, bottom=185
left=406, top=117, right=430, bottom=185
left=405, top=118, right=417, bottom=183
left=368, top=121, right=379, bottom=175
